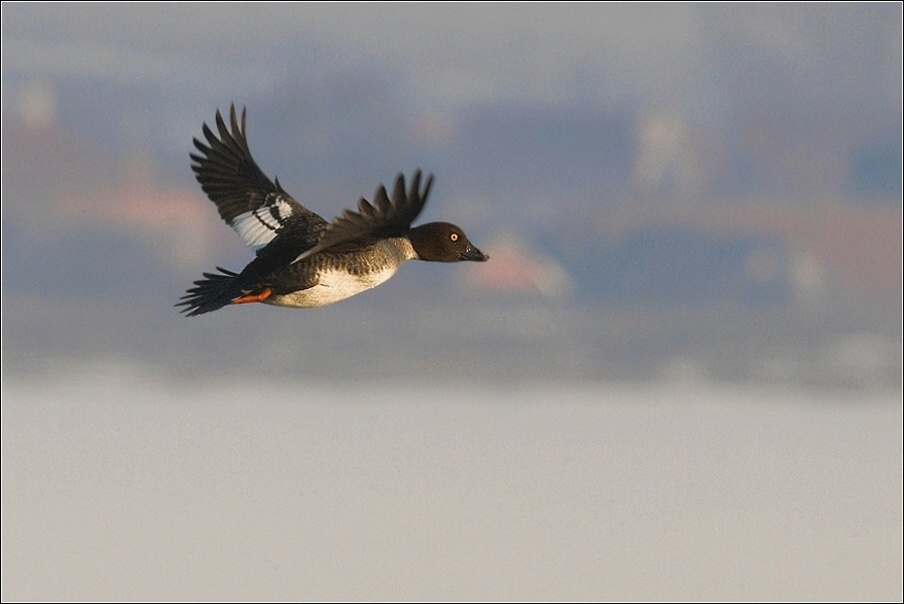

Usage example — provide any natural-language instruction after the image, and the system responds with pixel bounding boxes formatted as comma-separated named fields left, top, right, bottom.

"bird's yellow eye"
left=450, top=233, right=459, bottom=242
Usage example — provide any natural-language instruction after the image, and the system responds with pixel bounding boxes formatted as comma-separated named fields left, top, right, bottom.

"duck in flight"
left=177, top=105, right=488, bottom=317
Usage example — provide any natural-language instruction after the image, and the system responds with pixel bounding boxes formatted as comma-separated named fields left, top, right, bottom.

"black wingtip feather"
left=188, top=104, right=318, bottom=230
left=290, top=169, right=436, bottom=264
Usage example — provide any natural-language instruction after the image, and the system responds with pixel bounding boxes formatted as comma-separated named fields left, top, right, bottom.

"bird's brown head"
left=409, top=222, right=489, bottom=262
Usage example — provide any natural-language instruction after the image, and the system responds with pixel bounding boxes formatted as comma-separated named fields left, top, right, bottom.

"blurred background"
left=2, top=3, right=902, bottom=384
left=2, top=4, right=902, bottom=601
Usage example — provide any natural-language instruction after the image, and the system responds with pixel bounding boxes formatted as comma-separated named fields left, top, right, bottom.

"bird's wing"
left=191, top=105, right=327, bottom=252
left=292, top=170, right=433, bottom=264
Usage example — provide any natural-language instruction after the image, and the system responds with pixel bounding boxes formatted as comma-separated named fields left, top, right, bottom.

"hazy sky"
left=2, top=15, right=900, bottom=600
left=1, top=3, right=900, bottom=318
left=4, top=3, right=900, bottom=113
left=3, top=377, right=901, bottom=600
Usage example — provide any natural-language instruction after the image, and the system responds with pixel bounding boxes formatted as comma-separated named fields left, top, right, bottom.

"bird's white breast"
left=265, top=265, right=402, bottom=308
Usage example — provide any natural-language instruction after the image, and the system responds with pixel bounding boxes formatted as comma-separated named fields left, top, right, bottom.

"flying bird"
left=177, top=105, right=488, bottom=316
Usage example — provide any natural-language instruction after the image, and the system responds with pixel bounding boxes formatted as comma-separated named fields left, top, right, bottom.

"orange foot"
left=231, top=287, right=273, bottom=305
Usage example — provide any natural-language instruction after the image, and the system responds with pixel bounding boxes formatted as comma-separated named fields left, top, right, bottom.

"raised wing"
left=191, top=105, right=326, bottom=251
left=293, top=170, right=433, bottom=263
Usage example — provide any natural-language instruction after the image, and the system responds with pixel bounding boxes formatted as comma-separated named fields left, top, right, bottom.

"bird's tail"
left=176, top=267, right=242, bottom=317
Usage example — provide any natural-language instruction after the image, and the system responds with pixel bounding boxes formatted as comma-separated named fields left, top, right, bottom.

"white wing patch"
left=230, top=195, right=295, bottom=249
